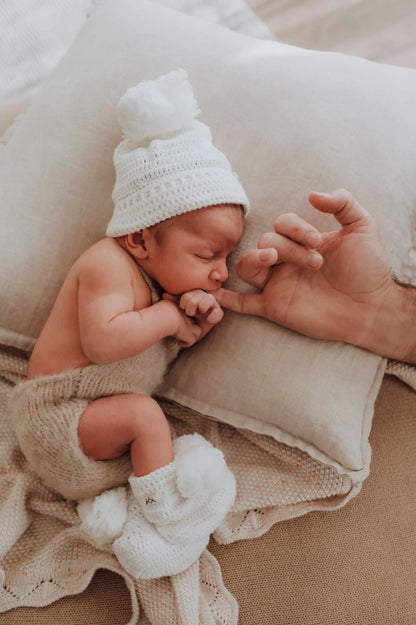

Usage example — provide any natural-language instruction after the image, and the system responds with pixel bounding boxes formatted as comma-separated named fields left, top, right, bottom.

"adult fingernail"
left=259, top=249, right=271, bottom=262
left=312, top=191, right=331, bottom=197
left=306, top=252, right=322, bottom=268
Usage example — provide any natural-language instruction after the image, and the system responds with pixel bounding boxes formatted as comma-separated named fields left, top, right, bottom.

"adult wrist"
left=358, top=280, right=416, bottom=363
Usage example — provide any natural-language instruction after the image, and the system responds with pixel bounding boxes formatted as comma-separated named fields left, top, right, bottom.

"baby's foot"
left=128, top=461, right=198, bottom=525
left=77, top=487, right=128, bottom=545
left=112, top=490, right=207, bottom=579
left=129, top=434, right=231, bottom=526
left=128, top=433, right=236, bottom=545
left=157, top=465, right=236, bottom=544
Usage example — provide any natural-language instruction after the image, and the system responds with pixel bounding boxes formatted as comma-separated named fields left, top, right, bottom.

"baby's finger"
left=179, top=291, right=203, bottom=316
left=205, top=305, right=224, bottom=324
left=162, top=292, right=179, bottom=302
left=273, top=213, right=322, bottom=249
left=258, top=231, right=323, bottom=270
left=178, top=291, right=197, bottom=315
left=177, top=321, right=202, bottom=348
left=195, top=293, right=217, bottom=316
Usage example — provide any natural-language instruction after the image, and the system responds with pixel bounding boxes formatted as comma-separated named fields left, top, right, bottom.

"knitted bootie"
left=156, top=466, right=236, bottom=544
left=173, top=433, right=230, bottom=499
left=129, top=433, right=236, bottom=545
left=77, top=487, right=128, bottom=545
left=112, top=490, right=208, bottom=579
left=129, top=433, right=231, bottom=526
left=128, top=460, right=195, bottom=525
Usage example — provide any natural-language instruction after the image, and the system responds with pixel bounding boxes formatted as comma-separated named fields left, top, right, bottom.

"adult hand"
left=215, top=190, right=393, bottom=348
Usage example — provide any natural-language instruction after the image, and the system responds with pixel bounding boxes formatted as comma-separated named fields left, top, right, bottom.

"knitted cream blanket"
left=0, top=345, right=359, bottom=624
left=1, top=346, right=415, bottom=622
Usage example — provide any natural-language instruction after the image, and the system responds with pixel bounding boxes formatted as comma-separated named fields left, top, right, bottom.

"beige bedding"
left=0, top=344, right=357, bottom=623
left=2, top=355, right=415, bottom=624
left=1, top=2, right=415, bottom=623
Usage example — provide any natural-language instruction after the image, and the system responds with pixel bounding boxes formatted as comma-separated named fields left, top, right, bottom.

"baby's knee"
left=122, top=394, right=169, bottom=438
left=124, top=393, right=162, bottom=417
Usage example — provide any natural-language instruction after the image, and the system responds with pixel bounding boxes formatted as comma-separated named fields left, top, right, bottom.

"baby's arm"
left=78, top=249, right=200, bottom=363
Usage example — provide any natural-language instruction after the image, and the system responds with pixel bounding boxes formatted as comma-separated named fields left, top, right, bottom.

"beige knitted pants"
left=8, top=341, right=178, bottom=500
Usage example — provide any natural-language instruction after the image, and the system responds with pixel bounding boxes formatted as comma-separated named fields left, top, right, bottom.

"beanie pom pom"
left=117, top=69, right=200, bottom=145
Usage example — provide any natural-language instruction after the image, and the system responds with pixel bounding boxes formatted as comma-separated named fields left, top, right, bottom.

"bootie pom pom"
left=77, top=487, right=128, bottom=545
left=173, top=433, right=229, bottom=498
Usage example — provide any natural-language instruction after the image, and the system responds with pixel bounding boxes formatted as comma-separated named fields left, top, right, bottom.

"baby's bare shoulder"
left=71, top=238, right=151, bottom=306
left=72, top=238, right=130, bottom=279
left=77, top=237, right=124, bottom=263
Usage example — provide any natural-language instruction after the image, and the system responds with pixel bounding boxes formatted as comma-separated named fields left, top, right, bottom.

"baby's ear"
left=125, top=230, right=148, bottom=258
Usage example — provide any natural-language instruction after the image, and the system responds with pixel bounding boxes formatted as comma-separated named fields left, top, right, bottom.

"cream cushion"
left=1, top=0, right=415, bottom=482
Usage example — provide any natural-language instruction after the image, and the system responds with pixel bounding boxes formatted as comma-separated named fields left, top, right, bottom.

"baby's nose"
left=210, top=261, right=228, bottom=283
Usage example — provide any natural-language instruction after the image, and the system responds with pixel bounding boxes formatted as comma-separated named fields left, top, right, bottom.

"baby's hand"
left=163, top=289, right=224, bottom=345
left=172, top=308, right=202, bottom=348
left=177, top=289, right=224, bottom=325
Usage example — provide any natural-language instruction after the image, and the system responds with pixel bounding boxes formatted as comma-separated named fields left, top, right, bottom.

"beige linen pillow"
left=1, top=0, right=415, bottom=480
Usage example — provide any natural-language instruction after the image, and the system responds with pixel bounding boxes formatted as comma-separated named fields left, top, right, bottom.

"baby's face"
left=143, top=204, right=244, bottom=294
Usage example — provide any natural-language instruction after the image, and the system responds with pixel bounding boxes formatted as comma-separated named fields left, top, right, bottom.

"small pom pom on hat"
left=116, top=68, right=200, bottom=145
left=107, top=69, right=249, bottom=237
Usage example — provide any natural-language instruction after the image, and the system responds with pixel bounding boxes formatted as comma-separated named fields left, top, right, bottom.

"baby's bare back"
left=27, top=239, right=150, bottom=379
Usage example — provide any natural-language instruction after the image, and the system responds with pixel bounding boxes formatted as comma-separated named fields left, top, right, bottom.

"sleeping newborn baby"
left=8, top=69, right=249, bottom=579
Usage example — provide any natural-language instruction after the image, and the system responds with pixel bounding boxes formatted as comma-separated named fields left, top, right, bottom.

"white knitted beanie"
left=106, top=69, right=249, bottom=237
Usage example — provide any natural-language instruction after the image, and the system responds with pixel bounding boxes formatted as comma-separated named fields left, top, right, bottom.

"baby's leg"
left=78, top=393, right=174, bottom=476
left=77, top=396, right=236, bottom=578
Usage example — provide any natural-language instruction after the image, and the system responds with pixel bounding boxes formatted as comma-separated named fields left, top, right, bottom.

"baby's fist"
left=179, top=289, right=224, bottom=325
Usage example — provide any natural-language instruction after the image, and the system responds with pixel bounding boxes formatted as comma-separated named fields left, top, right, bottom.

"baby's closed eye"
left=195, top=253, right=214, bottom=261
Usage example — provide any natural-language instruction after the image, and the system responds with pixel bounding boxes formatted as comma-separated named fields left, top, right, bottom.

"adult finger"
left=235, top=248, right=278, bottom=288
left=214, top=287, right=266, bottom=318
left=308, top=189, right=374, bottom=228
left=258, top=231, right=323, bottom=269
left=273, top=212, right=322, bottom=249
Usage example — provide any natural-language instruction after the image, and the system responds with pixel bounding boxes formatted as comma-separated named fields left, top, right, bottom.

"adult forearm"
left=358, top=280, right=416, bottom=363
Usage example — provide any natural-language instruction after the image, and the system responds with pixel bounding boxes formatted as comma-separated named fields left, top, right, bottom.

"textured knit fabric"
left=107, top=70, right=249, bottom=236
left=78, top=434, right=237, bottom=579
left=386, top=359, right=416, bottom=390
left=112, top=440, right=237, bottom=580
left=7, top=338, right=179, bottom=501
left=1, top=344, right=359, bottom=623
